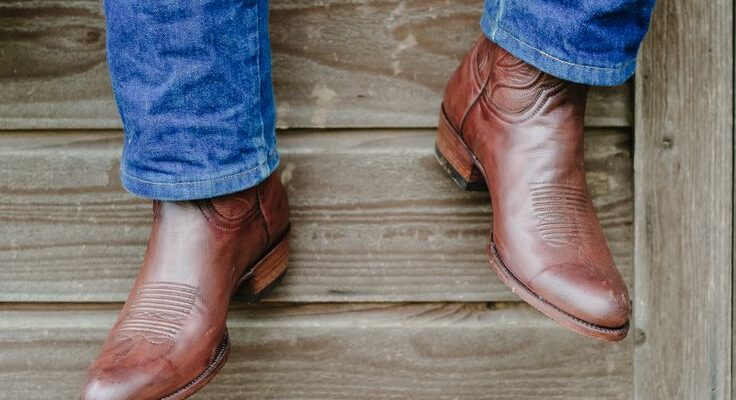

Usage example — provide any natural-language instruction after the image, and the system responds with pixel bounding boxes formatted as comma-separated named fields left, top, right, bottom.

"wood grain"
left=0, top=129, right=633, bottom=303
left=0, top=0, right=631, bottom=130
left=0, top=303, right=632, bottom=400
left=633, top=0, right=733, bottom=398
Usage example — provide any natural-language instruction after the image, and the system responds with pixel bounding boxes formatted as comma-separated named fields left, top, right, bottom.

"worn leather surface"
left=81, top=172, right=289, bottom=399
left=443, top=37, right=630, bottom=329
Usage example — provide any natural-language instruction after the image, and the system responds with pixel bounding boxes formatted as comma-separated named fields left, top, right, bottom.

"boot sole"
left=161, top=334, right=231, bottom=400
left=161, top=227, right=291, bottom=399
left=435, top=104, right=629, bottom=342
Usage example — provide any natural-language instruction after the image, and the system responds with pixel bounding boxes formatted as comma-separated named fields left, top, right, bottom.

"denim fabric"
left=104, top=0, right=278, bottom=200
left=105, top=0, right=653, bottom=201
left=482, top=0, right=656, bottom=86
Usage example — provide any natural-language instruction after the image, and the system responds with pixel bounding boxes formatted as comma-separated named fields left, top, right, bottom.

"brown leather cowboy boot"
left=81, top=172, right=290, bottom=399
left=436, top=37, right=630, bottom=341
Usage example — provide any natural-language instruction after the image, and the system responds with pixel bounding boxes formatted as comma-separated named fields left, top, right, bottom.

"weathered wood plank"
left=0, top=0, right=631, bottom=130
left=0, top=303, right=632, bottom=400
left=0, top=129, right=633, bottom=303
left=633, top=0, right=733, bottom=398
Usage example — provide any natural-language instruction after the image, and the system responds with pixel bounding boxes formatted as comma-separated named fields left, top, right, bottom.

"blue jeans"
left=104, top=0, right=654, bottom=200
left=105, top=0, right=277, bottom=200
left=482, top=0, right=656, bottom=86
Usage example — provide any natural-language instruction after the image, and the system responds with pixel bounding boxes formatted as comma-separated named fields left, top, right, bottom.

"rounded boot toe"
left=81, top=378, right=133, bottom=400
left=530, top=262, right=631, bottom=329
left=80, top=368, right=154, bottom=400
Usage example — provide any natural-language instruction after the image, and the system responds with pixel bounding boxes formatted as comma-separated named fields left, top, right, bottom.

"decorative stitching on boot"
left=530, top=183, right=594, bottom=248
left=116, top=282, right=198, bottom=344
left=197, top=193, right=258, bottom=231
left=486, top=71, right=566, bottom=123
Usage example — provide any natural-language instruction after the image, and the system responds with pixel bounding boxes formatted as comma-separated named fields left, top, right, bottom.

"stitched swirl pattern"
left=483, top=51, right=566, bottom=123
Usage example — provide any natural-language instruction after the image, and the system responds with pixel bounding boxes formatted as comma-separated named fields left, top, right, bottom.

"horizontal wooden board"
left=0, top=303, right=632, bottom=400
left=0, top=0, right=631, bottom=130
left=0, top=129, right=633, bottom=302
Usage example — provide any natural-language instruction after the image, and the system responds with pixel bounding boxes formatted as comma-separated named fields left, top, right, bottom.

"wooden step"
left=0, top=0, right=631, bottom=130
left=0, top=128, right=633, bottom=303
left=0, top=303, right=632, bottom=400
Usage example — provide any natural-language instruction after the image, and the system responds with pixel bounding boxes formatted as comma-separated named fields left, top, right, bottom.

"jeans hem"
left=121, top=150, right=280, bottom=201
left=480, top=12, right=637, bottom=86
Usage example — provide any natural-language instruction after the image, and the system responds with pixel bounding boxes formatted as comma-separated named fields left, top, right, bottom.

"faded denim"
left=104, top=0, right=277, bottom=200
left=482, top=0, right=656, bottom=86
left=104, top=0, right=654, bottom=200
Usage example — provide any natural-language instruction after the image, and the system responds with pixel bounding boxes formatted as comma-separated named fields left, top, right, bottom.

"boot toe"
left=80, top=372, right=149, bottom=400
left=530, top=262, right=630, bottom=329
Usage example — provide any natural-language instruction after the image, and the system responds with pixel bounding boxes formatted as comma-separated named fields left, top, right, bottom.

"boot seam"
left=256, top=184, right=272, bottom=245
left=458, top=42, right=496, bottom=136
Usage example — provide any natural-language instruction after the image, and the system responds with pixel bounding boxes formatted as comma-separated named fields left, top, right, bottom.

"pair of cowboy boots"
left=81, top=36, right=629, bottom=399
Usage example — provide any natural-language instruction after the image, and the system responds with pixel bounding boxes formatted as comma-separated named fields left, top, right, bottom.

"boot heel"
left=435, top=106, right=487, bottom=191
left=234, top=231, right=289, bottom=304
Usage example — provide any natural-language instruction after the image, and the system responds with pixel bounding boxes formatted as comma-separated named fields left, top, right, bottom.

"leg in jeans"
left=106, top=0, right=279, bottom=200
left=437, top=1, right=655, bottom=340
left=481, top=0, right=656, bottom=86
left=81, top=1, right=290, bottom=399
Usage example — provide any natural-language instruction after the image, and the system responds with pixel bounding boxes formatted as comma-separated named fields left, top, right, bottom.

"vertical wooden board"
left=633, top=0, right=733, bottom=398
left=0, top=0, right=630, bottom=129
